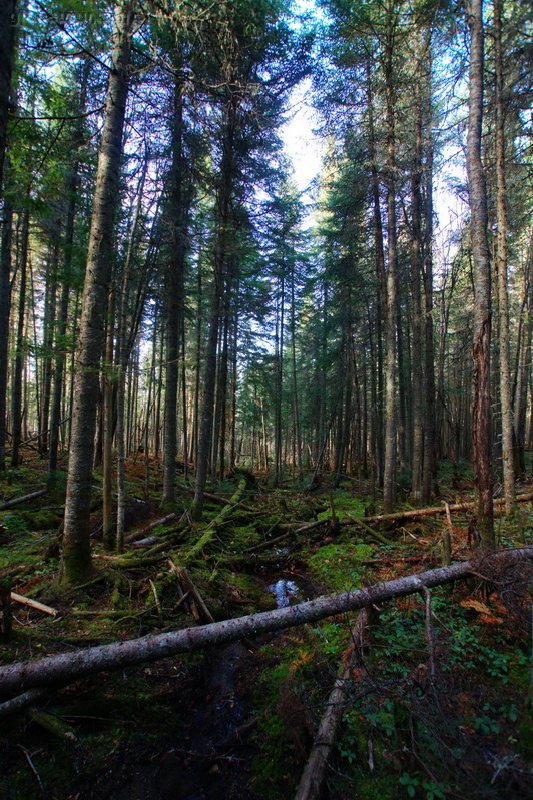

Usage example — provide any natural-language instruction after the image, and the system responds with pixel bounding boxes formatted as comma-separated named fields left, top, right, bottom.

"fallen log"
left=0, top=546, right=531, bottom=697
left=0, top=688, right=46, bottom=720
left=125, top=513, right=177, bottom=544
left=168, top=560, right=214, bottom=624
left=0, top=488, right=47, bottom=511
left=10, top=593, right=58, bottom=617
left=295, top=610, right=368, bottom=800
left=343, top=492, right=533, bottom=527
left=183, top=478, right=247, bottom=564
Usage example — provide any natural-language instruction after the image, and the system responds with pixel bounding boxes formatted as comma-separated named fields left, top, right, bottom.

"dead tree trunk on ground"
left=0, top=547, right=531, bottom=697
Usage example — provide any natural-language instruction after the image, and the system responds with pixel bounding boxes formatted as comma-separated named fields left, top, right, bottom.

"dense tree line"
left=0, top=0, right=531, bottom=582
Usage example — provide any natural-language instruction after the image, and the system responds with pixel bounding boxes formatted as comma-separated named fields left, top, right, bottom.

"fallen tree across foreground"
left=0, top=546, right=531, bottom=697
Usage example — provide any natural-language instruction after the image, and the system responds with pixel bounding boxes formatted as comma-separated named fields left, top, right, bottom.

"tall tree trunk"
left=10, top=208, right=29, bottom=467
left=466, top=0, right=494, bottom=545
left=493, top=0, right=515, bottom=514
left=191, top=94, right=237, bottom=521
left=61, top=1, right=134, bottom=584
left=0, top=0, right=17, bottom=473
left=421, top=127, right=436, bottom=504
left=0, top=198, right=14, bottom=471
left=162, top=78, right=187, bottom=505
left=290, top=264, right=303, bottom=482
left=410, top=49, right=425, bottom=502
left=102, top=289, right=115, bottom=549
left=513, top=235, right=532, bottom=474
left=274, top=274, right=285, bottom=486
left=39, top=241, right=60, bottom=455
left=0, top=0, right=17, bottom=197
left=383, top=20, right=399, bottom=514
left=366, top=59, right=385, bottom=485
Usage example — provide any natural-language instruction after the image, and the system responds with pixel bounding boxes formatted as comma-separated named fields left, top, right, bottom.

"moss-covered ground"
left=0, top=450, right=532, bottom=798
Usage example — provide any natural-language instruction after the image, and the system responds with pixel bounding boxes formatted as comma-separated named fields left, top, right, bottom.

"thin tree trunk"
left=466, top=0, right=494, bottom=545
left=383, top=20, right=399, bottom=513
left=0, top=199, right=13, bottom=472
left=10, top=209, right=29, bottom=467
left=494, top=0, right=515, bottom=514
left=192, top=94, right=237, bottom=520
left=102, top=289, right=115, bottom=549
left=163, top=78, right=187, bottom=504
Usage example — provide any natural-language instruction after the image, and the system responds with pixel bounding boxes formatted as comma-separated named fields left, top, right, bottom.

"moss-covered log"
left=183, top=478, right=247, bottom=563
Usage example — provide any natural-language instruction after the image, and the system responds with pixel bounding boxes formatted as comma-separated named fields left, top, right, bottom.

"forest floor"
left=0, top=451, right=532, bottom=800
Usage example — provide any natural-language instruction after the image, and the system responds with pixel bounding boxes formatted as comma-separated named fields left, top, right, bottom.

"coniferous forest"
left=0, top=1, right=532, bottom=798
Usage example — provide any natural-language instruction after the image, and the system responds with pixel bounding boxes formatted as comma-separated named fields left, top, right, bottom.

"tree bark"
left=466, top=0, right=494, bottom=545
left=383, top=16, right=399, bottom=513
left=61, top=1, right=135, bottom=584
left=191, top=94, right=237, bottom=520
left=0, top=198, right=13, bottom=472
left=10, top=208, right=29, bottom=467
left=162, top=77, right=186, bottom=504
left=1, top=547, right=531, bottom=696
left=0, top=0, right=17, bottom=196
left=493, top=0, right=515, bottom=514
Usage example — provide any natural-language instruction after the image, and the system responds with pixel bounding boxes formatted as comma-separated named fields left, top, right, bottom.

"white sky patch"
left=281, top=77, right=324, bottom=196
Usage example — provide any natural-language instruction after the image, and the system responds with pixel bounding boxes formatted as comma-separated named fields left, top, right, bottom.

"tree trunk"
left=61, top=1, right=134, bottom=584
left=466, top=0, right=494, bottom=545
left=383, top=21, right=399, bottom=513
left=163, top=77, right=187, bottom=504
left=10, top=208, right=29, bottom=467
left=0, top=198, right=13, bottom=471
left=493, top=0, right=515, bottom=514
left=102, top=289, right=115, bottom=549
left=191, top=94, right=237, bottom=520
left=0, top=0, right=17, bottom=196
left=48, top=62, right=88, bottom=478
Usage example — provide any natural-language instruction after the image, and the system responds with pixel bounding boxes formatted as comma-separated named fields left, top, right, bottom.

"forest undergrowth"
left=0, top=449, right=532, bottom=800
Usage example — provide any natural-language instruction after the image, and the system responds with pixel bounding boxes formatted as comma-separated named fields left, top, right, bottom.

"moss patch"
left=307, top=543, right=374, bottom=591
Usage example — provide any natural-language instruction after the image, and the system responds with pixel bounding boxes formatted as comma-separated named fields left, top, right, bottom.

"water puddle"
left=268, top=578, right=300, bottom=608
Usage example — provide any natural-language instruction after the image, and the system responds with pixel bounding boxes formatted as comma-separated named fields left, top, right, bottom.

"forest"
left=0, top=0, right=532, bottom=798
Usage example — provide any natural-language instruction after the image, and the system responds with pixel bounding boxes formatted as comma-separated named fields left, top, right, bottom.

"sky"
left=281, top=77, right=324, bottom=196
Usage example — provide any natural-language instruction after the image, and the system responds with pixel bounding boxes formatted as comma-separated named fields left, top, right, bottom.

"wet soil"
left=1, top=566, right=317, bottom=800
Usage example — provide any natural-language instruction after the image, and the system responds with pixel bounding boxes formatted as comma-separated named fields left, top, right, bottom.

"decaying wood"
left=441, top=502, right=453, bottom=566
left=343, top=492, right=533, bottom=527
left=294, top=610, right=368, bottom=800
left=168, top=559, right=214, bottom=623
left=422, top=588, right=436, bottom=681
left=125, top=513, right=176, bottom=544
left=184, top=478, right=247, bottom=564
left=0, top=547, right=531, bottom=697
left=149, top=579, right=161, bottom=616
left=1, top=581, right=11, bottom=641
left=0, top=488, right=47, bottom=511
left=0, top=688, right=45, bottom=720
left=10, top=592, right=58, bottom=617
left=29, top=708, right=76, bottom=741
left=345, top=514, right=392, bottom=545
left=132, top=535, right=158, bottom=549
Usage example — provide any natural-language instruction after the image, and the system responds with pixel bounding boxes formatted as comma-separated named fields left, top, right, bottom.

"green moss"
left=308, top=543, right=374, bottom=591
left=17, top=509, right=62, bottom=530
left=317, top=492, right=367, bottom=522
